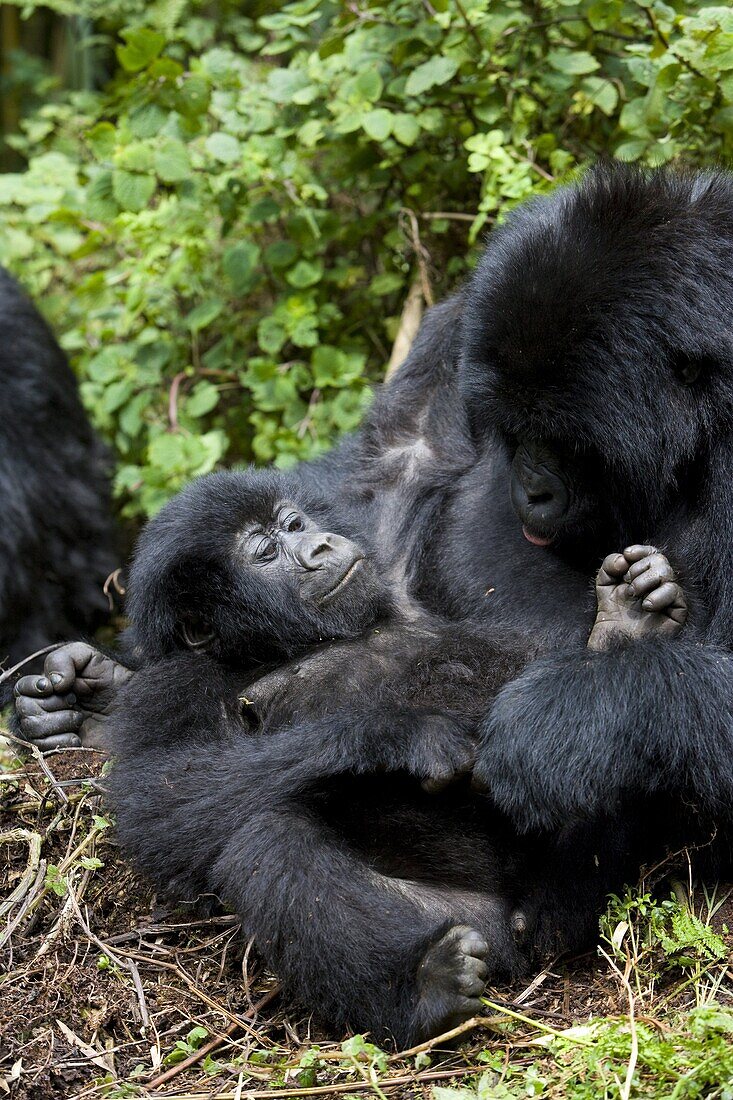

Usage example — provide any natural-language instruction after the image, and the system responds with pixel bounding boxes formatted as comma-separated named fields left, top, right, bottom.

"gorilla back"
left=0, top=268, right=116, bottom=663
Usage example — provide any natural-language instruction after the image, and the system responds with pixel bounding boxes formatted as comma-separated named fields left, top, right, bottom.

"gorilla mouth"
left=522, top=525, right=555, bottom=548
left=320, top=557, right=364, bottom=602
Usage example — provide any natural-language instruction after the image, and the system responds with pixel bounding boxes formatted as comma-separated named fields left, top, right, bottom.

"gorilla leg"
left=109, top=715, right=522, bottom=1042
left=214, top=806, right=521, bottom=1044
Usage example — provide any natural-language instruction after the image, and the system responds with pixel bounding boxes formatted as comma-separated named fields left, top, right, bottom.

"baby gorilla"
left=13, top=473, right=688, bottom=1044
left=19, top=469, right=531, bottom=1044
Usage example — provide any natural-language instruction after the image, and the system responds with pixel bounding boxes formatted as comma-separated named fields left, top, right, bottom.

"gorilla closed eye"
left=284, top=513, right=304, bottom=532
left=181, top=620, right=216, bottom=649
left=670, top=352, right=716, bottom=385
left=256, top=537, right=278, bottom=562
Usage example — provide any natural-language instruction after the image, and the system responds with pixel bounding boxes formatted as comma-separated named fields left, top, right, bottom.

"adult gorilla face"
left=460, top=163, right=733, bottom=562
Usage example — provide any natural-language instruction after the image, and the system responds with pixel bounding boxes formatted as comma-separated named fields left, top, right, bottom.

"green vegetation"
left=2, top=0, right=733, bottom=519
left=2, top=5, right=733, bottom=1095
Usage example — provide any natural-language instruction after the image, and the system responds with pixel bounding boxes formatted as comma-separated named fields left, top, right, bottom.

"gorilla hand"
left=14, top=642, right=133, bottom=752
left=588, top=545, right=687, bottom=652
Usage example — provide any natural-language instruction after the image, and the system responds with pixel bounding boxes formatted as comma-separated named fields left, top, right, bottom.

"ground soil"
left=2, top=744, right=731, bottom=1100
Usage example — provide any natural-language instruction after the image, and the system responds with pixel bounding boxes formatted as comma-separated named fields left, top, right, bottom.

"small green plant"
left=602, top=887, right=727, bottom=983
left=162, top=1025, right=209, bottom=1066
left=341, top=1034, right=389, bottom=1099
left=44, top=863, right=68, bottom=897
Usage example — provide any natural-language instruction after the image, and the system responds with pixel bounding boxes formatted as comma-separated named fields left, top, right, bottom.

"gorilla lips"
left=522, top=526, right=555, bottom=547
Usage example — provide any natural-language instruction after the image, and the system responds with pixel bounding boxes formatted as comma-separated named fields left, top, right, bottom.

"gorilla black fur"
left=14, top=163, right=733, bottom=1036
left=457, top=165, right=733, bottom=840
left=0, top=267, right=116, bottom=664
left=109, top=468, right=537, bottom=1044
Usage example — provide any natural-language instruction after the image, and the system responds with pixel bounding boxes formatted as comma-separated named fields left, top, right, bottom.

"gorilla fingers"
left=13, top=642, right=132, bottom=752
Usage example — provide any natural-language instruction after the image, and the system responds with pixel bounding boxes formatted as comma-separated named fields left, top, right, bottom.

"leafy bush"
left=1, top=0, right=732, bottom=520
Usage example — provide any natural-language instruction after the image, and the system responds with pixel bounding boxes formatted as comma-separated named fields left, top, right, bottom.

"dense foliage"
left=1, top=0, right=732, bottom=519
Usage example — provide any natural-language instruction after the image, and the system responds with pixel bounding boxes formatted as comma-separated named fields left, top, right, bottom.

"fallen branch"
left=146, top=985, right=281, bottom=1090
left=2, top=730, right=69, bottom=806
left=385, top=279, right=424, bottom=381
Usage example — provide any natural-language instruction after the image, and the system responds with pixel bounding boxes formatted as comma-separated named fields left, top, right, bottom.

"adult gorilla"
left=15, top=164, right=733, bottom=935
left=0, top=268, right=116, bottom=665
left=456, top=164, right=733, bottom=840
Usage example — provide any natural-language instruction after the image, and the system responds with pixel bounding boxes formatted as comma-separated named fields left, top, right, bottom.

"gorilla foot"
left=413, top=925, right=489, bottom=1041
left=588, top=545, right=687, bottom=651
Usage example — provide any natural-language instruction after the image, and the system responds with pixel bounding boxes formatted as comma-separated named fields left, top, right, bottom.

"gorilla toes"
left=413, top=925, right=489, bottom=1040
left=589, top=544, right=687, bottom=651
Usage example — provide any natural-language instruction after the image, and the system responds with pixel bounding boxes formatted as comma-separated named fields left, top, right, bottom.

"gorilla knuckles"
left=126, top=468, right=390, bottom=666
left=461, top=164, right=733, bottom=564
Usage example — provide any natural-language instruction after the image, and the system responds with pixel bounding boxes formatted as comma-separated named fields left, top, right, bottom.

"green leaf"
left=355, top=69, right=383, bottom=102
left=392, top=114, right=421, bottom=146
left=258, top=316, right=287, bottom=354
left=223, top=241, right=261, bottom=293
left=205, top=132, right=241, bottom=163
left=149, top=432, right=186, bottom=473
left=582, top=77, right=618, bottom=116
left=286, top=260, right=323, bottom=288
left=362, top=108, right=393, bottom=142
left=115, top=142, right=155, bottom=173
left=404, top=56, right=458, bottom=97
left=129, top=103, right=168, bottom=139
left=369, top=272, right=403, bottom=296
left=112, top=170, right=156, bottom=212
left=186, top=382, right=220, bottom=418
left=103, top=378, right=134, bottom=414
left=86, top=122, right=116, bottom=159
left=265, top=241, right=298, bottom=268
left=312, top=346, right=365, bottom=387
left=45, top=865, right=68, bottom=898
left=154, top=138, right=191, bottom=183
left=614, top=138, right=649, bottom=161
left=187, top=299, right=224, bottom=331
left=117, top=27, right=166, bottom=73
left=247, top=197, right=280, bottom=224
left=547, top=49, right=600, bottom=75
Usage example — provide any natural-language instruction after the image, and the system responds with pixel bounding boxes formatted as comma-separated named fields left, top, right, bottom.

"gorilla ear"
left=181, top=618, right=216, bottom=650
left=671, top=352, right=715, bottom=385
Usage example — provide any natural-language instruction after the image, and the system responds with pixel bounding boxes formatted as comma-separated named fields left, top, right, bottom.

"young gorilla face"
left=460, top=163, right=733, bottom=563
left=127, top=470, right=390, bottom=664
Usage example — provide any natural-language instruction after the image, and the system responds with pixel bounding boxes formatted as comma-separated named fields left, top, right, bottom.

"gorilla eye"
left=671, top=353, right=714, bottom=386
left=285, top=513, right=304, bottom=533
left=181, top=619, right=215, bottom=649
left=256, top=537, right=278, bottom=562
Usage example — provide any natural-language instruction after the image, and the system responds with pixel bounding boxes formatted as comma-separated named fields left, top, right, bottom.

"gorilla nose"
left=516, top=477, right=568, bottom=522
left=299, top=534, right=336, bottom=569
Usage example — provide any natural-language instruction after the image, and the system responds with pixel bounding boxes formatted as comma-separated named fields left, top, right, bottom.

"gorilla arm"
left=109, top=656, right=517, bottom=1044
left=472, top=550, right=732, bottom=833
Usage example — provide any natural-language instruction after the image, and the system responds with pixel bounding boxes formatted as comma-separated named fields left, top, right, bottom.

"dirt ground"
left=2, top=742, right=732, bottom=1100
